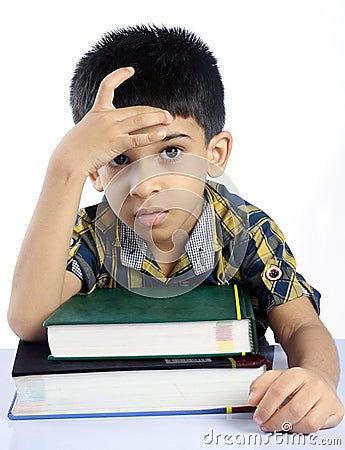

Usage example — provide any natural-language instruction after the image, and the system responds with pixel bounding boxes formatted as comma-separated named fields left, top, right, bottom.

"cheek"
left=171, top=174, right=206, bottom=194
left=163, top=177, right=205, bottom=218
left=162, top=174, right=206, bottom=212
left=116, top=197, right=136, bottom=229
left=104, top=169, right=132, bottom=217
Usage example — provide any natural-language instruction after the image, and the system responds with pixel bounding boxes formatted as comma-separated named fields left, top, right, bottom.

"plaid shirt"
left=67, top=181, right=320, bottom=339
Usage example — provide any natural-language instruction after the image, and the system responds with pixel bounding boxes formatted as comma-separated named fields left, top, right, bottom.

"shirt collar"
left=119, top=199, right=215, bottom=276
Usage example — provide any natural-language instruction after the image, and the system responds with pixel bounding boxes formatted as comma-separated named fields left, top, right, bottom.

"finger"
left=93, top=67, right=135, bottom=110
left=112, top=105, right=170, bottom=121
left=248, top=370, right=283, bottom=406
left=119, top=110, right=173, bottom=134
left=114, top=128, right=168, bottom=153
left=257, top=384, right=320, bottom=432
left=291, top=396, right=344, bottom=434
left=252, top=368, right=306, bottom=425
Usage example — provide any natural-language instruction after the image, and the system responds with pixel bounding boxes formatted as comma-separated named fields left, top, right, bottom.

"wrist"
left=49, top=146, right=88, bottom=186
left=289, top=363, right=339, bottom=392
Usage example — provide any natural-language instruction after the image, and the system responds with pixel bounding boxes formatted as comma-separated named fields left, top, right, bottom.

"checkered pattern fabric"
left=67, top=181, right=320, bottom=339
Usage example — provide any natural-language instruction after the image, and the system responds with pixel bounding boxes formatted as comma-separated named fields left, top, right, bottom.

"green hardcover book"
left=44, top=284, right=258, bottom=359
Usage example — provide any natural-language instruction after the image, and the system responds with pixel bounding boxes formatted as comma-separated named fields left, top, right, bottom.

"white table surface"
left=0, top=342, right=344, bottom=450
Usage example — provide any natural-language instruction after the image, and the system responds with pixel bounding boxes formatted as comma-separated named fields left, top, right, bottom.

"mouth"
left=135, top=208, right=168, bottom=227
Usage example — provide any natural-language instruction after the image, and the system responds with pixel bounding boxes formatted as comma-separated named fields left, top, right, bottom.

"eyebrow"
left=162, top=133, right=191, bottom=142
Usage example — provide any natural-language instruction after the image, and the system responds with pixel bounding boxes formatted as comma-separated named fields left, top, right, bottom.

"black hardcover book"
left=9, top=340, right=271, bottom=420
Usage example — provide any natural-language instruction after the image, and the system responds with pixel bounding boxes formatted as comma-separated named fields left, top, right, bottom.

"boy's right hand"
left=54, top=67, right=173, bottom=179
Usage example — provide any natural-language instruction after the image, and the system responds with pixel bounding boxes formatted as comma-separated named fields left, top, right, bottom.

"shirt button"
left=266, top=266, right=282, bottom=281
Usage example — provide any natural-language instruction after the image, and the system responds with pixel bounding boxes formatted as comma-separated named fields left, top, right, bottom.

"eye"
left=160, top=146, right=182, bottom=160
left=109, top=154, right=129, bottom=167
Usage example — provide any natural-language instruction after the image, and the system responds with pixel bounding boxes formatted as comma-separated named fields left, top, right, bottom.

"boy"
left=8, top=25, right=343, bottom=433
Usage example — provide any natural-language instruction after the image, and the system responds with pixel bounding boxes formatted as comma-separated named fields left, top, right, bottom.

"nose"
left=128, top=160, right=162, bottom=199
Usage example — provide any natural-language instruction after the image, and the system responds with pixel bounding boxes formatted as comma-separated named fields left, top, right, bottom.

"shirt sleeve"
left=240, top=213, right=321, bottom=318
left=66, top=210, right=100, bottom=294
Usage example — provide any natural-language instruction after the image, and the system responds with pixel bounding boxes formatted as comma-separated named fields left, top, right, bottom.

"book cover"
left=44, top=284, right=253, bottom=325
left=44, top=284, right=258, bottom=358
left=12, top=340, right=270, bottom=377
left=8, top=340, right=271, bottom=420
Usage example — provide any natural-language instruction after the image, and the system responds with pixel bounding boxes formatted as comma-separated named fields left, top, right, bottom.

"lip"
left=136, top=208, right=166, bottom=216
left=135, top=208, right=168, bottom=227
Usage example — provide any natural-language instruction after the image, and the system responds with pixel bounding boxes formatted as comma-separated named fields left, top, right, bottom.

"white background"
left=1, top=0, right=344, bottom=347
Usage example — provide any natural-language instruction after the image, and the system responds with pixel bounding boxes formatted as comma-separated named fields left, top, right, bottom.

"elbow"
left=7, top=307, right=47, bottom=342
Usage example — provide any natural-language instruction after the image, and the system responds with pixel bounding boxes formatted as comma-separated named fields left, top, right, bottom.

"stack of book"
left=8, top=284, right=271, bottom=420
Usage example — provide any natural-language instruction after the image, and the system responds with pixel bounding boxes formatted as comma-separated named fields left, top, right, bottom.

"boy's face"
left=91, top=116, right=231, bottom=257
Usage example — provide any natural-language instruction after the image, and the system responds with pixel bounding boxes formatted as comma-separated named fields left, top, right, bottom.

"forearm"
left=8, top=152, right=86, bottom=340
left=251, top=299, right=344, bottom=433
left=281, top=320, right=340, bottom=390
left=8, top=69, right=175, bottom=341
left=269, top=296, right=340, bottom=390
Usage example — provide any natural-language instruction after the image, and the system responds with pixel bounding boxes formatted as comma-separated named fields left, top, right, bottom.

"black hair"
left=70, top=24, right=225, bottom=142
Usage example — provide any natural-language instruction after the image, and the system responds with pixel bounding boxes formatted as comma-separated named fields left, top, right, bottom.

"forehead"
left=169, top=116, right=205, bottom=137
left=135, top=115, right=206, bottom=143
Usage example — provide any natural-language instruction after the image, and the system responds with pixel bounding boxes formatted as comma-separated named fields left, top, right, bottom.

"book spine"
left=236, top=283, right=259, bottom=355
left=8, top=405, right=256, bottom=421
left=233, top=283, right=247, bottom=356
left=226, top=406, right=255, bottom=413
left=233, top=284, right=242, bottom=320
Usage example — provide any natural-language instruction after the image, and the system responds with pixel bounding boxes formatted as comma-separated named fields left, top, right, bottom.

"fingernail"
left=248, top=391, right=255, bottom=401
left=126, top=67, right=135, bottom=73
left=261, top=426, right=269, bottom=432
left=253, top=413, right=263, bottom=425
left=156, top=130, right=166, bottom=137
left=165, top=111, right=173, bottom=121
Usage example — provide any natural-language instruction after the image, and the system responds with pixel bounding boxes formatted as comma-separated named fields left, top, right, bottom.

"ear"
left=89, top=170, right=104, bottom=192
left=207, top=131, right=232, bottom=178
